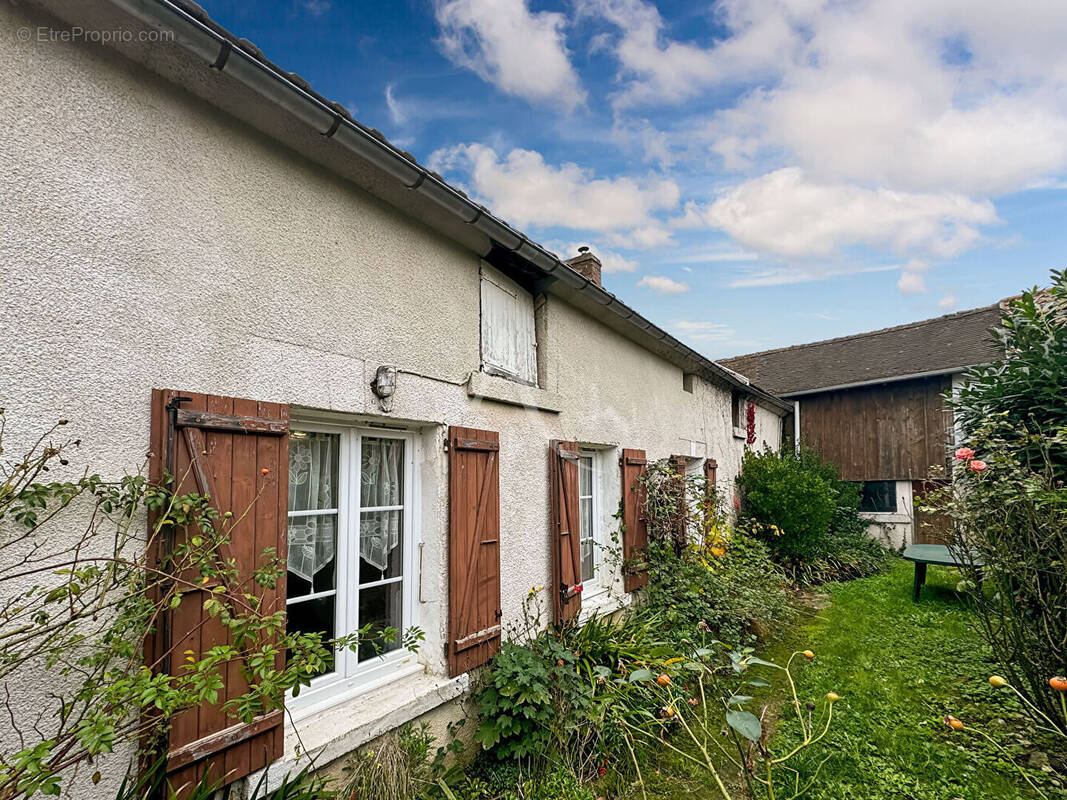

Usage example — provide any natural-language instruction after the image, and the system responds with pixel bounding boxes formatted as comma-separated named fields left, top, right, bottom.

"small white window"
left=731, top=390, right=747, bottom=439
left=480, top=262, right=537, bottom=385
left=286, top=422, right=418, bottom=712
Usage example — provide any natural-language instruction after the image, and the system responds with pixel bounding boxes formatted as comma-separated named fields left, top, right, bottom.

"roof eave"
left=98, top=0, right=790, bottom=413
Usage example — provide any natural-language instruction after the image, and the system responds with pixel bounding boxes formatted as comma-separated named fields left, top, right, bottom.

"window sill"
left=467, top=372, right=561, bottom=414
left=579, top=589, right=632, bottom=622
left=248, top=668, right=469, bottom=794
left=732, top=426, right=747, bottom=440
left=859, top=511, right=910, bottom=524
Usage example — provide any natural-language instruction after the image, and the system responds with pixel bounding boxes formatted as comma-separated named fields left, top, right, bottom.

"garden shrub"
left=736, top=447, right=840, bottom=560
left=925, top=273, right=1067, bottom=733
left=954, top=270, right=1067, bottom=475
left=639, top=460, right=792, bottom=643
left=464, top=458, right=838, bottom=799
left=435, top=759, right=592, bottom=800
left=643, top=532, right=792, bottom=645
left=473, top=635, right=596, bottom=764
left=736, top=447, right=887, bottom=584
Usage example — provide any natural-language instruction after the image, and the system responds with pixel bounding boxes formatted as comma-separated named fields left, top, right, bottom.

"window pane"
left=361, top=437, right=404, bottom=507
left=859, top=481, right=897, bottom=513
left=286, top=595, right=335, bottom=676
left=287, top=513, right=337, bottom=597
left=579, top=455, right=593, bottom=496
left=581, top=537, right=594, bottom=583
left=579, top=494, right=594, bottom=582
left=359, top=510, right=404, bottom=583
left=357, top=581, right=402, bottom=662
left=579, top=496, right=593, bottom=539
left=289, top=431, right=339, bottom=512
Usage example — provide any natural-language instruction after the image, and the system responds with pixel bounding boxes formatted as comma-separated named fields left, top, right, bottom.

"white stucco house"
left=0, top=0, right=788, bottom=796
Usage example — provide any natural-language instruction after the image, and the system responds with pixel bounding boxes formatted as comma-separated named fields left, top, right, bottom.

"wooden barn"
left=721, top=304, right=1006, bottom=547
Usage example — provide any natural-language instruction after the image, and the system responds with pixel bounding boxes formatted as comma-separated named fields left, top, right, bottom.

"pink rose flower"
left=955, top=447, right=976, bottom=460
left=968, top=460, right=987, bottom=472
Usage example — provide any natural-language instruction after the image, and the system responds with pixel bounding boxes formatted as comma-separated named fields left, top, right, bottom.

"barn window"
left=480, top=262, right=538, bottom=385
left=858, top=480, right=897, bottom=513
left=286, top=422, right=417, bottom=709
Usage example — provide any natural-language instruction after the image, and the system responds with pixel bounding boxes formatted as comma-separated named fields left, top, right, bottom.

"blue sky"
left=201, top=0, right=1065, bottom=358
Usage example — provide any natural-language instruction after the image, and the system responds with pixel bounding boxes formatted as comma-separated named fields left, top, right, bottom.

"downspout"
left=793, top=400, right=801, bottom=456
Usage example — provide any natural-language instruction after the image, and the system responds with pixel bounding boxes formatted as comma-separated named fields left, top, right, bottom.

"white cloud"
left=674, top=320, right=734, bottom=341
left=579, top=0, right=1067, bottom=301
left=897, top=262, right=928, bottom=295
left=434, top=0, right=585, bottom=112
left=594, top=0, right=1067, bottom=197
left=302, top=0, right=331, bottom=16
left=638, top=275, right=689, bottom=294
left=384, top=84, right=406, bottom=126
left=578, top=0, right=799, bottom=108
left=596, top=251, right=638, bottom=273
left=681, top=168, right=997, bottom=260
left=663, top=249, right=760, bottom=265
left=728, top=262, right=898, bottom=288
left=428, top=143, right=679, bottom=243
left=938, top=294, right=958, bottom=310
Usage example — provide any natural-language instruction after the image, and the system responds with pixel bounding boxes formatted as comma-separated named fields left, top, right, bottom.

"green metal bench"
left=902, top=544, right=984, bottom=601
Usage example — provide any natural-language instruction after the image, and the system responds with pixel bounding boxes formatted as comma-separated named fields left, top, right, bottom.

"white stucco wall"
left=0, top=2, right=784, bottom=795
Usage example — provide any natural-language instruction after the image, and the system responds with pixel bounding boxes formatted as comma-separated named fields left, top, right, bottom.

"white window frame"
left=578, top=449, right=611, bottom=596
left=286, top=420, right=420, bottom=718
left=480, top=262, right=538, bottom=386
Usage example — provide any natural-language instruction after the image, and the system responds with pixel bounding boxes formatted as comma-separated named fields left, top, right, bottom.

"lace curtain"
left=360, top=438, right=403, bottom=572
left=288, top=432, right=338, bottom=585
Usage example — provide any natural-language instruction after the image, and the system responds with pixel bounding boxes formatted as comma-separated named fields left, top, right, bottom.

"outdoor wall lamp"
left=371, top=364, right=397, bottom=412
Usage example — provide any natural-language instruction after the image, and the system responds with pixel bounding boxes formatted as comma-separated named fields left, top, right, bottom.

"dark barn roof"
left=720, top=303, right=1006, bottom=396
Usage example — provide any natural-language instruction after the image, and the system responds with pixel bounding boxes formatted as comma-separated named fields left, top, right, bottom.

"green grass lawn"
left=764, top=559, right=1065, bottom=800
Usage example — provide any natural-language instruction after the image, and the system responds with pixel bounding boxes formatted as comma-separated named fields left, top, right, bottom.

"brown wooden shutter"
left=550, top=440, right=583, bottom=624
left=448, top=427, right=502, bottom=676
left=620, top=449, right=648, bottom=592
left=148, top=390, right=288, bottom=794
left=704, top=458, right=718, bottom=498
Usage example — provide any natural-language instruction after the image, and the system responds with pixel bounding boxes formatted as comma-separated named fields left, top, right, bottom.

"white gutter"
left=103, top=0, right=791, bottom=413
left=780, top=365, right=986, bottom=398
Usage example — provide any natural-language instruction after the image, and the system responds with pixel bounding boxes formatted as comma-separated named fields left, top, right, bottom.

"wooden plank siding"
left=798, top=375, right=953, bottom=481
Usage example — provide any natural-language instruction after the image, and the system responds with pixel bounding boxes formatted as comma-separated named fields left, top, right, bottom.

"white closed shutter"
left=480, top=262, right=537, bottom=384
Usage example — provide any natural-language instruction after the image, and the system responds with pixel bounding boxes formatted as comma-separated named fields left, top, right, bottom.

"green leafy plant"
left=923, top=275, right=1067, bottom=733
left=640, top=459, right=792, bottom=643
left=611, top=642, right=838, bottom=800
left=0, top=412, right=419, bottom=798
left=432, top=759, right=593, bottom=800
left=735, top=447, right=886, bottom=584
left=736, top=447, right=841, bottom=562
left=473, top=634, right=594, bottom=764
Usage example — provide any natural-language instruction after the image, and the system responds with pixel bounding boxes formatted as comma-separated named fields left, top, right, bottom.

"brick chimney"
left=565, top=246, right=602, bottom=286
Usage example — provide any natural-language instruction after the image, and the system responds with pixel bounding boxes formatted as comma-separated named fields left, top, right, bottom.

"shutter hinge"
left=560, top=583, right=584, bottom=604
